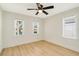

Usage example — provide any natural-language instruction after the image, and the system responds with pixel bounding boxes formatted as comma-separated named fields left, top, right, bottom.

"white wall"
left=44, top=7, right=79, bottom=52
left=2, top=6, right=79, bottom=52
left=2, top=11, right=44, bottom=48
left=0, top=7, right=2, bottom=53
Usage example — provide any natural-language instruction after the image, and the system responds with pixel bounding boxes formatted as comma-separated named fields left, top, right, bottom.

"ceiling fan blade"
left=27, top=9, right=37, bottom=10
left=36, top=3, right=40, bottom=9
left=43, top=6, right=54, bottom=10
left=35, top=12, right=39, bottom=15
left=43, top=10, right=48, bottom=15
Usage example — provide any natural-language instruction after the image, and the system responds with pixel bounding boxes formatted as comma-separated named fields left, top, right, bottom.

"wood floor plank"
left=1, top=40, right=79, bottom=56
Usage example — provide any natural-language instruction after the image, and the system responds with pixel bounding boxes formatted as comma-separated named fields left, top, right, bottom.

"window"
left=32, top=22, right=39, bottom=35
left=63, top=16, right=77, bottom=39
left=15, top=19, right=24, bottom=36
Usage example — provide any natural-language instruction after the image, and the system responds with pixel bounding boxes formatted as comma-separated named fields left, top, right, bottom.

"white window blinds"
left=63, top=16, right=77, bottom=39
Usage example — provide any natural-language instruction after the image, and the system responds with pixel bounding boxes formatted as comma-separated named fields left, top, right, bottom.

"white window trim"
left=15, top=19, right=24, bottom=36
left=32, top=22, right=39, bottom=35
left=62, top=16, right=77, bottom=39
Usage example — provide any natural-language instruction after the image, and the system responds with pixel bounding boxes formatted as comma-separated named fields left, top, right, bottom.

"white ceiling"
left=0, top=3, right=79, bottom=18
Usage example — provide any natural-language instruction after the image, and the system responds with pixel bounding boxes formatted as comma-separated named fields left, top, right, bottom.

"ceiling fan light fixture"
left=38, top=10, right=42, bottom=13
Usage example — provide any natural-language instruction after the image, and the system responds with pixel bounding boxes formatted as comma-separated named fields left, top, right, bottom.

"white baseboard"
left=45, top=39, right=79, bottom=53
left=3, top=39, right=43, bottom=48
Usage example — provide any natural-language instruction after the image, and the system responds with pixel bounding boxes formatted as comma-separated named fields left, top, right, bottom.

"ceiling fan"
left=27, top=3, right=54, bottom=15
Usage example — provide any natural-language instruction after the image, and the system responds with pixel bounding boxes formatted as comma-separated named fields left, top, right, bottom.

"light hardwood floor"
left=1, top=40, right=79, bottom=56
